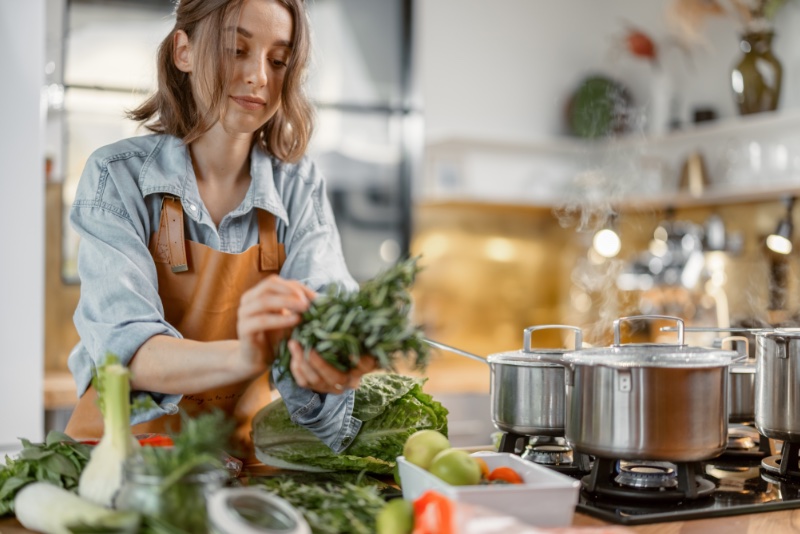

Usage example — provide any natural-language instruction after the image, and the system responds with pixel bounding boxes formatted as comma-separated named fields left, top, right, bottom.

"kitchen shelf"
left=422, top=108, right=800, bottom=210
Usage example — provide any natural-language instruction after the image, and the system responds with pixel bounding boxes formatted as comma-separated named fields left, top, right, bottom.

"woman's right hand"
left=236, top=275, right=317, bottom=377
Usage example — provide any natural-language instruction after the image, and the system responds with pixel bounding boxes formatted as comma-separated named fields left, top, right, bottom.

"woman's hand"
left=288, top=339, right=377, bottom=394
left=237, top=275, right=317, bottom=377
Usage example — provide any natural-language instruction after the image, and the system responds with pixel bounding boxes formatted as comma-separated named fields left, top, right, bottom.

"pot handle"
left=613, top=315, right=685, bottom=346
left=523, top=325, right=583, bottom=353
left=719, top=335, right=750, bottom=363
left=422, top=338, right=488, bottom=365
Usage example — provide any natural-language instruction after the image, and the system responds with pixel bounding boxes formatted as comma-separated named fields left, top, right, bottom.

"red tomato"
left=488, top=466, right=524, bottom=484
left=626, top=30, right=657, bottom=60
left=412, top=491, right=456, bottom=534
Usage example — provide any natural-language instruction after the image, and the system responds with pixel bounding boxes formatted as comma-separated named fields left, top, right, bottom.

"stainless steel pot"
left=755, top=328, right=800, bottom=441
left=563, top=315, right=738, bottom=462
left=425, top=325, right=582, bottom=436
left=717, top=336, right=755, bottom=423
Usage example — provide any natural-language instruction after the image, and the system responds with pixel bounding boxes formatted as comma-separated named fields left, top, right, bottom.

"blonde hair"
left=129, top=0, right=314, bottom=163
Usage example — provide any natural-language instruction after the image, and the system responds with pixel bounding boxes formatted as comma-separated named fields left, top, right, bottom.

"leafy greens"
left=252, top=373, right=448, bottom=474
left=0, top=431, right=92, bottom=515
left=274, top=257, right=430, bottom=376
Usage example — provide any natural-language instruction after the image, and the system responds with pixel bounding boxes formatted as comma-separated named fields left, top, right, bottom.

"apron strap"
left=155, top=196, right=189, bottom=273
left=257, top=210, right=281, bottom=272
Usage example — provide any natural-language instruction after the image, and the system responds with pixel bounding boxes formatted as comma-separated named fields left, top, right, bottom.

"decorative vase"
left=731, top=31, right=783, bottom=115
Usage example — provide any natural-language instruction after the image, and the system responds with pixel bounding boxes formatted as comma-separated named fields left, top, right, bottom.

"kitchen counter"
left=4, top=508, right=800, bottom=533
left=572, top=509, right=800, bottom=532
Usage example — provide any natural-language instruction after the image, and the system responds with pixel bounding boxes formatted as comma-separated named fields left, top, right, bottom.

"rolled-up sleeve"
left=67, top=150, right=182, bottom=422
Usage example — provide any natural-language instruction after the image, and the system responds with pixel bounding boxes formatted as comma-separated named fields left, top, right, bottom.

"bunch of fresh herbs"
left=275, top=256, right=430, bottom=377
left=0, top=431, right=92, bottom=515
left=125, top=410, right=235, bottom=534
left=256, top=474, right=387, bottom=534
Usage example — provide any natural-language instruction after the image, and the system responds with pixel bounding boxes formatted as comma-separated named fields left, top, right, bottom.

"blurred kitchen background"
left=3, top=0, right=800, bottom=450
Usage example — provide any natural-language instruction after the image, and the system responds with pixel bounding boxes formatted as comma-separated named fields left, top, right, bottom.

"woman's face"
left=218, top=0, right=294, bottom=135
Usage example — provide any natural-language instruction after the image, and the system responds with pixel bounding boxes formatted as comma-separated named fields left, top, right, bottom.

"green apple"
left=376, top=498, right=414, bottom=534
left=402, top=430, right=450, bottom=470
left=428, top=448, right=482, bottom=486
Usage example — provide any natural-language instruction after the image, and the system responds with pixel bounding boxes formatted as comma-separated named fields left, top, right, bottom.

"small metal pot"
left=755, top=328, right=800, bottom=441
left=425, top=324, right=582, bottom=436
left=715, top=336, right=756, bottom=424
left=563, top=315, right=737, bottom=462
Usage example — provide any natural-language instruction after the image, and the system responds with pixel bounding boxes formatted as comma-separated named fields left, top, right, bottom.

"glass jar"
left=207, top=487, right=311, bottom=534
left=115, top=459, right=229, bottom=533
left=731, top=31, right=783, bottom=115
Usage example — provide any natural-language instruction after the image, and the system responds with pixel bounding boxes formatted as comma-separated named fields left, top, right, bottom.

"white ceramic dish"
left=397, top=451, right=580, bottom=527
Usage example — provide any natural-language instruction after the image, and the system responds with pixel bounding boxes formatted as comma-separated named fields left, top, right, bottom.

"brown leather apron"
left=65, top=196, right=285, bottom=455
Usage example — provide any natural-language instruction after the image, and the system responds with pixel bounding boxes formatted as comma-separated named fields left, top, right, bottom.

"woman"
left=64, top=0, right=375, bottom=456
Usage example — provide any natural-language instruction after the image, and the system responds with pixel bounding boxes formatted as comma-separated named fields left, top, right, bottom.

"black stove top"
left=498, top=430, right=800, bottom=525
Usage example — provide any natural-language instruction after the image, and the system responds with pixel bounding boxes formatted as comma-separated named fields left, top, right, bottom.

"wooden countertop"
left=572, top=509, right=800, bottom=532
left=4, top=506, right=800, bottom=533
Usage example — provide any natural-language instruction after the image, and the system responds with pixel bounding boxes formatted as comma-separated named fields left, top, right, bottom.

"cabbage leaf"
left=252, top=373, right=448, bottom=474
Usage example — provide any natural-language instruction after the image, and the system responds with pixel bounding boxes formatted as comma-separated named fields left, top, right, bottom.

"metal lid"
left=487, top=350, right=565, bottom=367
left=562, top=315, right=736, bottom=368
left=764, top=327, right=800, bottom=339
left=487, top=324, right=582, bottom=366
left=563, top=344, right=737, bottom=368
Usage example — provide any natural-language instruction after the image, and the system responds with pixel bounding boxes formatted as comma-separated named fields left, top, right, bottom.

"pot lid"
left=562, top=344, right=738, bottom=368
left=763, top=327, right=800, bottom=339
left=730, top=360, right=756, bottom=374
left=487, top=324, right=583, bottom=366
left=487, top=350, right=565, bottom=367
left=562, top=315, right=736, bottom=368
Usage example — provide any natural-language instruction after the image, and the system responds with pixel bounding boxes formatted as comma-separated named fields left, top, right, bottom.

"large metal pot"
left=755, top=328, right=800, bottom=441
left=665, top=327, right=762, bottom=424
left=563, top=315, right=738, bottom=462
left=425, top=325, right=582, bottom=436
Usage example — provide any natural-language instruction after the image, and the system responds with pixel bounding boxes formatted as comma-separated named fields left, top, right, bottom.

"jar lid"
left=208, top=487, right=311, bottom=534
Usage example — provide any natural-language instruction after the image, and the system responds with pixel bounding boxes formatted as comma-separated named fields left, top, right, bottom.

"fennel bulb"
left=15, top=482, right=140, bottom=534
left=78, top=359, right=141, bottom=507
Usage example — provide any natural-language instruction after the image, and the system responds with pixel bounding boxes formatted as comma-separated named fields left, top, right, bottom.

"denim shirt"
left=67, top=133, right=362, bottom=453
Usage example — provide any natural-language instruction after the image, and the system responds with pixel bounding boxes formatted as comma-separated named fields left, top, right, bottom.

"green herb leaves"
left=275, top=257, right=430, bottom=377
left=0, top=431, right=92, bottom=515
left=256, top=476, right=386, bottom=534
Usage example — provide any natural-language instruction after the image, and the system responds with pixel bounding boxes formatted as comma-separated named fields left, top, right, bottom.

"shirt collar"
left=139, top=134, right=289, bottom=226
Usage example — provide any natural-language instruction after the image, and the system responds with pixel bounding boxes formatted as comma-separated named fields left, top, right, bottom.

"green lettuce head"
left=252, top=373, right=448, bottom=474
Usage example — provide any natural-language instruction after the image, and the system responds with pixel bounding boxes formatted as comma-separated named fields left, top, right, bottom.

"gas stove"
left=573, top=451, right=800, bottom=525
left=497, top=430, right=800, bottom=525
left=497, top=432, right=592, bottom=476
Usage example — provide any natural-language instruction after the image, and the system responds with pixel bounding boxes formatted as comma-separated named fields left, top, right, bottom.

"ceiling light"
left=767, top=196, right=795, bottom=255
left=592, top=213, right=621, bottom=258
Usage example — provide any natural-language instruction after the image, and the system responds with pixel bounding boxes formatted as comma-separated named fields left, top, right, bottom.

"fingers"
left=289, top=341, right=377, bottom=394
left=237, top=276, right=314, bottom=340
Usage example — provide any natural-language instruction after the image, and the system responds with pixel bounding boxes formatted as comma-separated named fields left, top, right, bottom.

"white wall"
left=417, top=0, right=800, bottom=142
left=0, top=0, right=46, bottom=451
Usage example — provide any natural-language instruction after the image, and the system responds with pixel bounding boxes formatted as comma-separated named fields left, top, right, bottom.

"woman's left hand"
left=287, top=339, right=377, bottom=394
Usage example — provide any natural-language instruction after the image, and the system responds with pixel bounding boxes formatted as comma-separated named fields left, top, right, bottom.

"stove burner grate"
left=583, top=457, right=715, bottom=503
left=762, top=442, right=800, bottom=479
left=615, top=462, right=679, bottom=489
left=523, top=444, right=573, bottom=466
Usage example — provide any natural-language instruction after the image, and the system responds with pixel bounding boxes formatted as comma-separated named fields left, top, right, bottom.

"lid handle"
left=523, top=325, right=583, bottom=353
left=720, top=335, right=750, bottom=363
left=613, top=315, right=685, bottom=346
